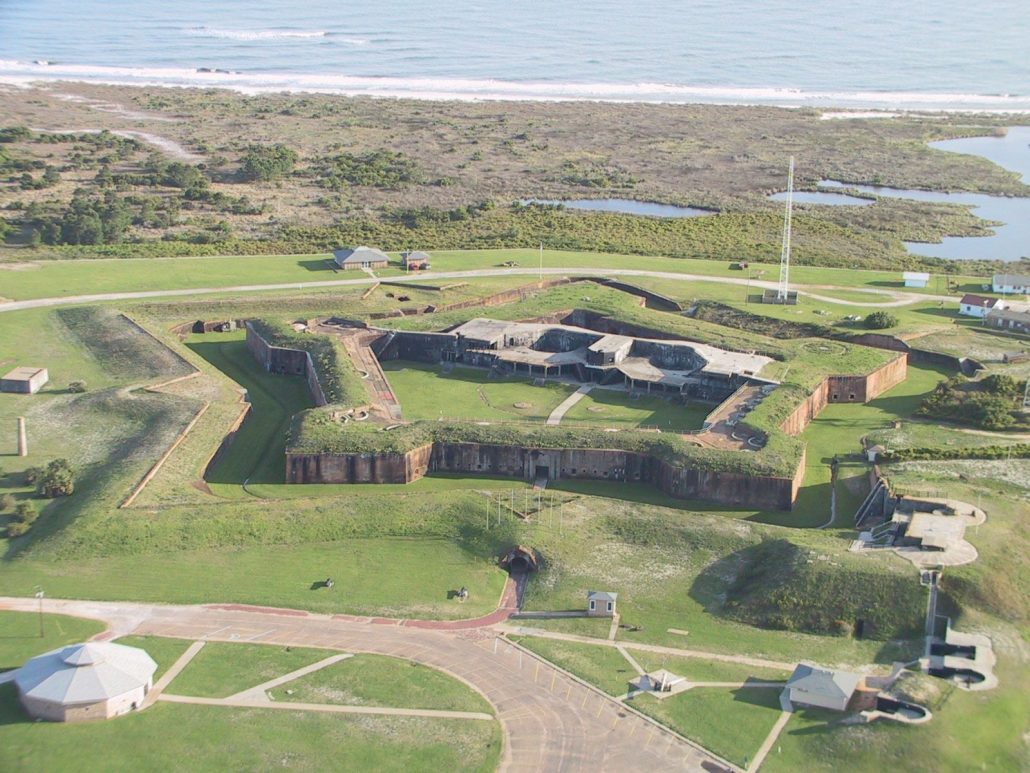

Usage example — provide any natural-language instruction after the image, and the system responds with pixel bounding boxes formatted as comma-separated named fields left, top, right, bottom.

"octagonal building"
left=13, top=641, right=157, bottom=722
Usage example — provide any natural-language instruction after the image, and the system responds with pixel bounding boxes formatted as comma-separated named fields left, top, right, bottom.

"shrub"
left=864, top=311, right=899, bottom=329
left=37, top=458, right=75, bottom=498
left=240, top=144, right=298, bottom=182
left=0, top=493, right=14, bottom=512
left=14, top=500, right=37, bottom=524
left=6, top=520, right=29, bottom=538
left=23, top=466, right=43, bottom=485
left=68, top=380, right=88, bottom=393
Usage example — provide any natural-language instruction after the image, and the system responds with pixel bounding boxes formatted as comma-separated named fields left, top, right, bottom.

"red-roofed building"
left=959, top=294, right=1005, bottom=319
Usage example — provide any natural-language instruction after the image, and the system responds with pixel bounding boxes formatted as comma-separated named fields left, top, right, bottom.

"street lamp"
left=34, top=586, right=44, bottom=638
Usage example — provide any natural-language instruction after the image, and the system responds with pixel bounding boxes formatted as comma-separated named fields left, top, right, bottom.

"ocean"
left=0, top=0, right=1028, bottom=110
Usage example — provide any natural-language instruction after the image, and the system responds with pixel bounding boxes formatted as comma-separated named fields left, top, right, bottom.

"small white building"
left=586, top=590, right=618, bottom=617
left=13, top=641, right=157, bottom=722
left=902, top=271, right=930, bottom=288
left=958, top=294, right=1005, bottom=318
left=992, top=273, right=1030, bottom=295
left=783, top=663, right=865, bottom=712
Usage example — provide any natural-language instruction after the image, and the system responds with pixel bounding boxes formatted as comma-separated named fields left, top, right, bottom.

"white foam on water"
left=0, top=59, right=1028, bottom=112
left=183, top=27, right=331, bottom=41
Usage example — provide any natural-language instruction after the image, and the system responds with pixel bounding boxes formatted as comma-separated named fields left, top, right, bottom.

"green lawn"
left=0, top=248, right=989, bottom=303
left=169, top=642, right=329, bottom=698
left=185, top=331, right=314, bottom=489
left=0, top=538, right=509, bottom=620
left=632, top=686, right=784, bottom=768
left=630, top=652, right=791, bottom=683
left=562, top=388, right=711, bottom=432
left=0, top=611, right=105, bottom=672
left=0, top=688, right=502, bottom=772
left=269, top=654, right=493, bottom=713
left=382, top=361, right=575, bottom=422
left=113, top=636, right=195, bottom=680
left=513, top=637, right=637, bottom=696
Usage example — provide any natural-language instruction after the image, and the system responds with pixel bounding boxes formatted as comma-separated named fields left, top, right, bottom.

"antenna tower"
left=777, top=157, right=795, bottom=301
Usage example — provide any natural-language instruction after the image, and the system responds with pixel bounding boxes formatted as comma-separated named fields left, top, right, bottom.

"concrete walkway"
left=0, top=266, right=933, bottom=314
left=547, top=384, right=594, bottom=426
left=506, top=626, right=796, bottom=671
left=159, top=692, right=494, bottom=721
left=143, top=639, right=205, bottom=707
left=0, top=597, right=728, bottom=772
left=748, top=709, right=794, bottom=771
left=228, top=653, right=352, bottom=701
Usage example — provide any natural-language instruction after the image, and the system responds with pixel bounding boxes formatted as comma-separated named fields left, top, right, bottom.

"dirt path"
left=158, top=692, right=495, bottom=720
left=0, top=596, right=729, bottom=772
left=30, top=127, right=203, bottom=163
left=0, top=266, right=935, bottom=314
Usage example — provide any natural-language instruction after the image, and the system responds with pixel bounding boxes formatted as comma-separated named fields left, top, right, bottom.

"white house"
left=902, top=271, right=930, bottom=288
left=958, top=294, right=1005, bottom=318
left=992, top=273, right=1030, bottom=295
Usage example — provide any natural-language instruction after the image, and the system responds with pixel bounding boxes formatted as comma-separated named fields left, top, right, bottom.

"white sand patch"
left=0, top=262, right=41, bottom=271
left=31, top=127, right=203, bottom=163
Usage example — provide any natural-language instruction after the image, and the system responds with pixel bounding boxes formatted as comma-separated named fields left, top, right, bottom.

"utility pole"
left=777, top=157, right=794, bottom=303
left=539, top=242, right=544, bottom=282
left=34, top=586, right=44, bottom=638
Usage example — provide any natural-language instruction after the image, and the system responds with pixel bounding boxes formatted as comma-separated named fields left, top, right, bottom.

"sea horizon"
left=1, top=0, right=1028, bottom=112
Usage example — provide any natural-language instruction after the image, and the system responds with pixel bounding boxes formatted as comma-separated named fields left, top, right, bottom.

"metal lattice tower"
left=777, top=157, right=795, bottom=301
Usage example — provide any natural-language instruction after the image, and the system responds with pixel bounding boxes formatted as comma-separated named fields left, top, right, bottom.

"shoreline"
left=1, top=66, right=1028, bottom=114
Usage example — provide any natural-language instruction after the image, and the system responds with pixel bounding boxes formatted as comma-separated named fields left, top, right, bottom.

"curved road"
left=0, top=597, right=735, bottom=773
left=0, top=266, right=942, bottom=314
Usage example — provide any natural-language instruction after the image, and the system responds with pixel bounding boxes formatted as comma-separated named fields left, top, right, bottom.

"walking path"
left=748, top=709, right=794, bottom=772
left=0, top=597, right=730, bottom=772
left=159, top=692, right=494, bottom=721
left=228, top=653, right=352, bottom=701
left=0, top=266, right=937, bottom=314
left=505, top=626, right=796, bottom=671
left=144, top=640, right=205, bottom=707
left=547, top=384, right=593, bottom=425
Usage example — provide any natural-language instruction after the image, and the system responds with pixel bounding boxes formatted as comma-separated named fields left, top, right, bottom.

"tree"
left=240, top=144, right=298, bottom=182
left=23, top=466, right=43, bottom=485
left=864, top=311, right=899, bottom=330
left=38, top=458, right=75, bottom=498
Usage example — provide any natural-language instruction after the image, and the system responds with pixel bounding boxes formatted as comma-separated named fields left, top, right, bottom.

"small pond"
left=521, top=198, right=712, bottom=218
left=764, top=127, right=1030, bottom=261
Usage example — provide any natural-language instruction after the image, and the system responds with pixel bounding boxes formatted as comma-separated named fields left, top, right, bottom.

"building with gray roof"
left=332, top=246, right=390, bottom=270
left=783, top=663, right=866, bottom=711
left=992, top=273, right=1030, bottom=295
left=13, top=641, right=157, bottom=722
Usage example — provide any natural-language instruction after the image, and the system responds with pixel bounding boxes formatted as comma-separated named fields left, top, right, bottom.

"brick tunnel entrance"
left=499, top=545, right=540, bottom=575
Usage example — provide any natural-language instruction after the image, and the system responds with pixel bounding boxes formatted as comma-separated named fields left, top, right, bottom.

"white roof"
left=14, top=642, right=157, bottom=705
left=587, top=590, right=618, bottom=602
left=902, top=272, right=930, bottom=281
left=786, top=663, right=862, bottom=701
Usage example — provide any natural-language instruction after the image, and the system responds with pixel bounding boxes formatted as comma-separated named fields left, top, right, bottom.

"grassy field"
left=634, top=687, right=783, bottom=768
left=0, top=538, right=510, bottom=620
left=168, top=642, right=331, bottom=698
left=0, top=689, right=502, bottom=772
left=0, top=611, right=105, bottom=672
left=113, top=635, right=194, bottom=680
left=513, top=637, right=638, bottom=696
left=562, top=388, right=711, bottom=431
left=185, top=331, right=314, bottom=489
left=382, top=361, right=575, bottom=423
left=269, top=654, right=493, bottom=713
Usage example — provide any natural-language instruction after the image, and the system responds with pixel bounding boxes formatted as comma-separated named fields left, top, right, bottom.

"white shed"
left=902, top=272, right=930, bottom=288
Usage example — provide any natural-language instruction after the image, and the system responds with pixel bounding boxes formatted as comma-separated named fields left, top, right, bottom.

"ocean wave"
left=0, top=59, right=1027, bottom=112
left=184, top=27, right=330, bottom=41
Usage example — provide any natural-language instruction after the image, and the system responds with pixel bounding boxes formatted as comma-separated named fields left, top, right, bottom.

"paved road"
left=0, top=266, right=938, bottom=313
left=0, top=597, right=735, bottom=773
